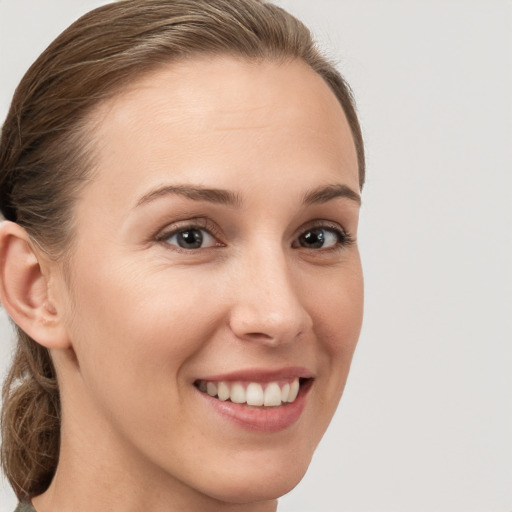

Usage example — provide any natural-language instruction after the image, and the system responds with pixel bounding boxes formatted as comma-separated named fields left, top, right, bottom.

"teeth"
left=230, top=383, right=246, bottom=404
left=246, top=383, right=264, bottom=406
left=218, top=381, right=230, bottom=401
left=197, top=377, right=303, bottom=407
left=206, top=382, right=217, bottom=397
left=264, top=382, right=282, bottom=406
left=288, top=378, right=300, bottom=402
left=281, top=383, right=290, bottom=403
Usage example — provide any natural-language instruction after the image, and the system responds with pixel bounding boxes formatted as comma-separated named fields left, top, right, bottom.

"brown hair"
left=0, top=0, right=365, bottom=502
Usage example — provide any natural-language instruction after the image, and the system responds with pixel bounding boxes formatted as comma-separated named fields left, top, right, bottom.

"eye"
left=294, top=225, right=351, bottom=250
left=163, top=227, right=219, bottom=250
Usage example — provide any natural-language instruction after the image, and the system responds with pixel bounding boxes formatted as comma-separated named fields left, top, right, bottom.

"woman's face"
left=54, top=57, right=363, bottom=506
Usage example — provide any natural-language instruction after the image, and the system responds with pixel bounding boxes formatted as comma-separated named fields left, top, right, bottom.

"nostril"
left=245, top=332, right=273, bottom=340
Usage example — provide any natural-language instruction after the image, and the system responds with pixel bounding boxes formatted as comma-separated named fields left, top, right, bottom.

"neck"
left=32, top=417, right=278, bottom=512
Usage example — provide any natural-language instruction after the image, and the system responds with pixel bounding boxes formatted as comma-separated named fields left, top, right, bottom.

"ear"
left=0, top=221, right=70, bottom=349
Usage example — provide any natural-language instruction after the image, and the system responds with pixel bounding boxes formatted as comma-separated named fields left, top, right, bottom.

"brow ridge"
left=302, top=184, right=361, bottom=206
left=136, top=184, right=242, bottom=208
left=136, top=182, right=360, bottom=209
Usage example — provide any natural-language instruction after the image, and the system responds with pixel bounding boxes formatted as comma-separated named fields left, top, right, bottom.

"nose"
left=228, top=248, right=313, bottom=346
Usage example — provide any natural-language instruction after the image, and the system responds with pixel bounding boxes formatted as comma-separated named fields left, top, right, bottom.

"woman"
left=0, top=0, right=365, bottom=510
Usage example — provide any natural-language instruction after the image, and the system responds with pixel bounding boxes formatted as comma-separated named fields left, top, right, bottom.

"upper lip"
left=196, top=366, right=314, bottom=383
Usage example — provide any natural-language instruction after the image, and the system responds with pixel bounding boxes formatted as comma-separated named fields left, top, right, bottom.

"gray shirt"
left=14, top=504, right=35, bottom=512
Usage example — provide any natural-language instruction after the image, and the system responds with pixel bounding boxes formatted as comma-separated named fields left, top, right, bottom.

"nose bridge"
left=228, top=241, right=312, bottom=344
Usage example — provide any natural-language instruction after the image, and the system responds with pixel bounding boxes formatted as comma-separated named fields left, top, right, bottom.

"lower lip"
left=197, top=381, right=312, bottom=433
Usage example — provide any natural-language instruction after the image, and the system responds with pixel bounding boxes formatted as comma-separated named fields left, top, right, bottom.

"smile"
left=194, top=369, right=314, bottom=432
left=195, top=378, right=303, bottom=407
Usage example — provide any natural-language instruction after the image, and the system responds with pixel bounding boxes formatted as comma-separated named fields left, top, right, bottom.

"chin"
left=194, top=446, right=313, bottom=504
left=207, top=470, right=307, bottom=505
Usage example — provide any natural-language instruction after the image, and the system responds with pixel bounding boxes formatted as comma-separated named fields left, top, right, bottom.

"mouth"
left=193, top=368, right=314, bottom=432
left=194, top=377, right=313, bottom=407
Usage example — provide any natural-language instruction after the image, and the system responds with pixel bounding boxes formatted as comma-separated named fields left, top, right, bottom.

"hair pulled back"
left=0, top=0, right=365, bottom=501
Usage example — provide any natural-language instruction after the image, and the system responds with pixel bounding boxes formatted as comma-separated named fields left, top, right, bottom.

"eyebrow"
left=136, top=182, right=360, bottom=209
left=302, top=184, right=361, bottom=206
left=136, top=184, right=242, bottom=208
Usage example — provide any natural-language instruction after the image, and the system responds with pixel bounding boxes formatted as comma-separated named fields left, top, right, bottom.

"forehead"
left=84, top=56, right=359, bottom=208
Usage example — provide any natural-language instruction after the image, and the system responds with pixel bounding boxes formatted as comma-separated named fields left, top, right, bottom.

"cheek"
left=66, top=262, right=220, bottom=402
left=62, top=264, right=229, bottom=458
left=312, top=261, right=363, bottom=350
left=307, top=259, right=364, bottom=396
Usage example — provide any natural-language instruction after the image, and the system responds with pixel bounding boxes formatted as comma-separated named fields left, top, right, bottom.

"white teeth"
left=281, top=383, right=290, bottom=403
left=246, top=383, right=264, bottom=406
left=198, top=378, right=305, bottom=406
left=264, top=382, right=282, bottom=406
left=230, top=383, right=246, bottom=404
left=206, top=381, right=217, bottom=397
left=287, top=378, right=300, bottom=402
left=218, top=381, right=230, bottom=401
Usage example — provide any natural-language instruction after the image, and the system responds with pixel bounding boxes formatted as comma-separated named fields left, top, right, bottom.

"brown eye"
left=297, top=227, right=344, bottom=249
left=164, top=228, right=217, bottom=249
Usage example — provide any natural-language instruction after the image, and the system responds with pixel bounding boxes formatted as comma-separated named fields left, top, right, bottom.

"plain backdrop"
left=0, top=1, right=511, bottom=511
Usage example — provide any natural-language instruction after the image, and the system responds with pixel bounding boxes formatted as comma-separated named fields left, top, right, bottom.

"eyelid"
left=296, top=219, right=348, bottom=236
left=152, top=217, right=354, bottom=251
left=155, top=217, right=224, bottom=246
left=293, top=219, right=354, bottom=248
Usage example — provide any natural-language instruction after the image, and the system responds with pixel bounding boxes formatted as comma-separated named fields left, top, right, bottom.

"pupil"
left=178, top=230, right=203, bottom=248
left=302, top=229, right=324, bottom=248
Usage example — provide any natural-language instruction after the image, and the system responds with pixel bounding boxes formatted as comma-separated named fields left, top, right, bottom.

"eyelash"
left=293, top=221, right=354, bottom=252
left=155, top=219, right=354, bottom=252
left=155, top=218, right=224, bottom=251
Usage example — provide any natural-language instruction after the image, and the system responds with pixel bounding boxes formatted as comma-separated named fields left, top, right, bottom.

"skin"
left=6, top=57, right=363, bottom=512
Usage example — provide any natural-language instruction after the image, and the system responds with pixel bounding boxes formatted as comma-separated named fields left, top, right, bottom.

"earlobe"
left=0, top=220, right=70, bottom=349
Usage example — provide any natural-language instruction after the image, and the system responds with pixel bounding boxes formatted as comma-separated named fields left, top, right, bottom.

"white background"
left=0, top=1, right=511, bottom=511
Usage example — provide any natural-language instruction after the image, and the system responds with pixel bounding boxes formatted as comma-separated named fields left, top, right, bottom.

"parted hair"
left=0, top=0, right=365, bottom=502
